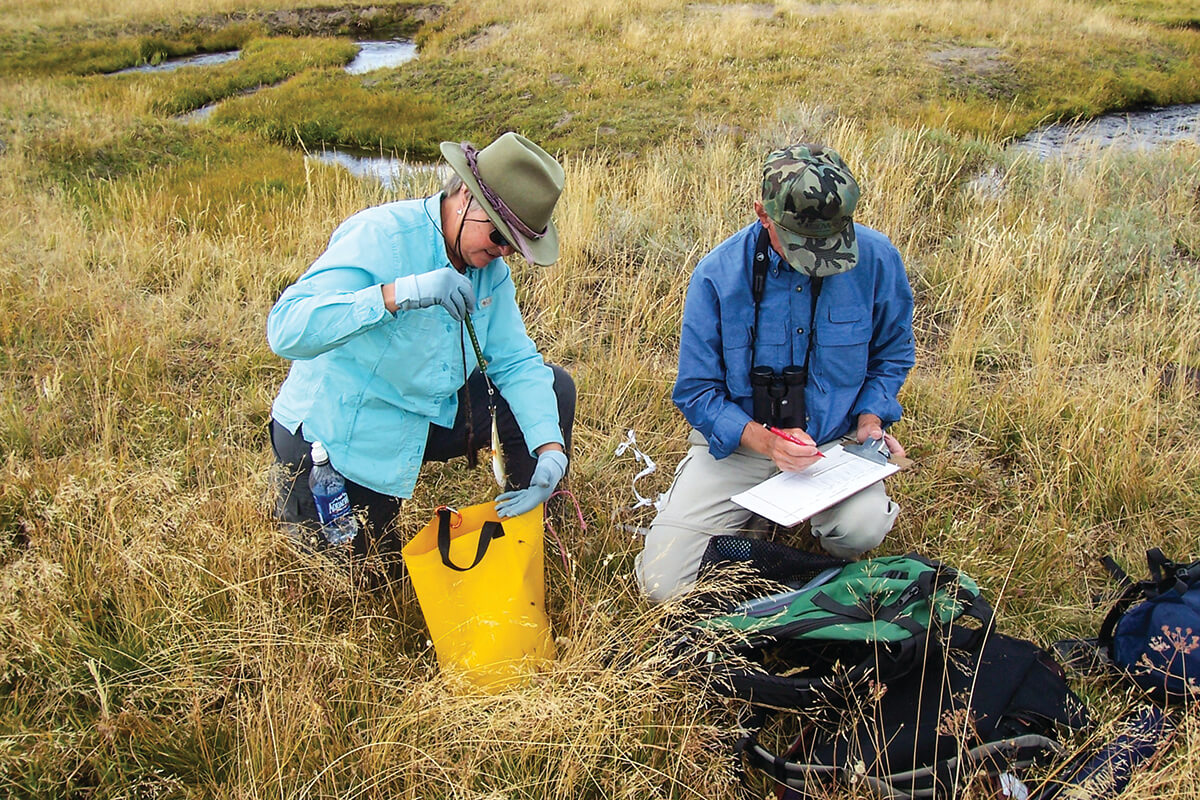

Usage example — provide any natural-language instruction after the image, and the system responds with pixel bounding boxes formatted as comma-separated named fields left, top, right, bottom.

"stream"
left=1012, top=103, right=1200, bottom=158
left=166, top=38, right=418, bottom=126
left=115, top=51, right=241, bottom=73
left=307, top=148, right=450, bottom=190
left=116, top=37, right=417, bottom=77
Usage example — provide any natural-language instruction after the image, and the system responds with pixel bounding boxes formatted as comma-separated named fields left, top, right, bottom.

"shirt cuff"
left=522, top=421, right=565, bottom=457
left=709, top=404, right=754, bottom=460
left=851, top=386, right=902, bottom=427
left=354, top=283, right=389, bottom=325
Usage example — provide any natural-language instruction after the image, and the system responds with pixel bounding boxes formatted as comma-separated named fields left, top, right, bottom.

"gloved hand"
left=393, top=268, right=475, bottom=321
left=494, top=450, right=568, bottom=518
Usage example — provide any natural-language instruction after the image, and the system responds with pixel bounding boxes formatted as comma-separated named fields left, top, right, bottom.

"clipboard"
left=731, top=443, right=900, bottom=527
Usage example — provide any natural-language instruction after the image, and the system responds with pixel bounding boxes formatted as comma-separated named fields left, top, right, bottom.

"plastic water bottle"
left=308, top=441, right=358, bottom=546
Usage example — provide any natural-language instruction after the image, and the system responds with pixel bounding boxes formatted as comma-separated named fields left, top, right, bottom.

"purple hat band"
left=462, top=143, right=546, bottom=262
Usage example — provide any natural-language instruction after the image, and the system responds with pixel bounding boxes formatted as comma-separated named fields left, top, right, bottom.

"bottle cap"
left=310, top=440, right=329, bottom=465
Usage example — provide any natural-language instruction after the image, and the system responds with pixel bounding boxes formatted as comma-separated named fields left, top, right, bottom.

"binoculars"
left=751, top=365, right=807, bottom=429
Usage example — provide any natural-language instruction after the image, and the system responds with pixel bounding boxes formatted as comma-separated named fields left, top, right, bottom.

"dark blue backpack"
left=1099, top=549, right=1200, bottom=704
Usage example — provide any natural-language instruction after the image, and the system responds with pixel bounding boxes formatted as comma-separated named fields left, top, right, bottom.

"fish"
left=490, top=410, right=506, bottom=488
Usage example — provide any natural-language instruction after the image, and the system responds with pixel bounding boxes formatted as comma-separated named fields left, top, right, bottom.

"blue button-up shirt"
left=673, top=221, right=915, bottom=459
left=267, top=195, right=562, bottom=498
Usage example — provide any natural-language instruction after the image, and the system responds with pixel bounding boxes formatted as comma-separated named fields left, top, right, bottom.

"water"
left=308, top=149, right=449, bottom=190
left=112, top=50, right=240, bottom=74
left=345, top=39, right=418, bottom=74
left=1012, top=103, right=1200, bottom=158
left=177, top=103, right=219, bottom=123
left=968, top=103, right=1200, bottom=197
left=171, top=39, right=417, bottom=127
left=308, top=441, right=358, bottom=547
left=121, top=39, right=415, bottom=78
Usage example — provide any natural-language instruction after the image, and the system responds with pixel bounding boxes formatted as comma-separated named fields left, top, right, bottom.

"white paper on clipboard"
left=731, top=443, right=899, bottom=527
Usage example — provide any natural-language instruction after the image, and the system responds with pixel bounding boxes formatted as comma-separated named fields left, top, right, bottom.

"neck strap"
left=750, top=227, right=823, bottom=368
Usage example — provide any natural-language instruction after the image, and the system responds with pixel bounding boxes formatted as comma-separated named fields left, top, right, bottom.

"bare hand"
left=856, top=414, right=905, bottom=459
left=766, top=426, right=824, bottom=473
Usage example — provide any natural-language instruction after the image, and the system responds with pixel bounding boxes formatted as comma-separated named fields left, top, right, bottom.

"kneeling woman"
left=266, top=132, right=574, bottom=574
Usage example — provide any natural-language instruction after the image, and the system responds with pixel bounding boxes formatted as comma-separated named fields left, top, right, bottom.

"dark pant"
left=270, top=364, right=575, bottom=561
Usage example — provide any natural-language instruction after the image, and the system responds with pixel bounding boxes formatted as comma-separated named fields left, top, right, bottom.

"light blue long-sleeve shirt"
left=267, top=195, right=562, bottom=498
left=673, top=221, right=915, bottom=459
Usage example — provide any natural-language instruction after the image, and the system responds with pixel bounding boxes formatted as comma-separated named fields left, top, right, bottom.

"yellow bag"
left=401, top=501, right=554, bottom=690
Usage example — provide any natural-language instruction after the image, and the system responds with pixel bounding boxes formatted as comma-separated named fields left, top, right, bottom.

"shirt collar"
left=424, top=193, right=451, bottom=268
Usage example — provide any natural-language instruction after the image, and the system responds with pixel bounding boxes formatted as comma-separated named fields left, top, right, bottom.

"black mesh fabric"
left=699, top=535, right=849, bottom=588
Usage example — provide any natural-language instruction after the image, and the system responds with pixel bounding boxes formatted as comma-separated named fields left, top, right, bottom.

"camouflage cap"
left=761, top=143, right=860, bottom=276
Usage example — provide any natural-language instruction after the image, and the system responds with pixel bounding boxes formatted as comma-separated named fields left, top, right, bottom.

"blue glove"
left=393, top=268, right=475, bottom=321
left=494, top=450, right=568, bottom=518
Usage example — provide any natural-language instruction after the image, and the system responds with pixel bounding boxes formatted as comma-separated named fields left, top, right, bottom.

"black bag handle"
left=436, top=507, right=504, bottom=572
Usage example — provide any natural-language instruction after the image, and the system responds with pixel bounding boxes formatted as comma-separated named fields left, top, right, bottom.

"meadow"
left=1, top=0, right=1199, bottom=797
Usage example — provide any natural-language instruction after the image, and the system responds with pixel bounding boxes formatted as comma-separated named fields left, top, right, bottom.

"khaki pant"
left=635, top=429, right=899, bottom=603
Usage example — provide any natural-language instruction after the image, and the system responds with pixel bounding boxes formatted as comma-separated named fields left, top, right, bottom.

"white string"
left=614, top=429, right=664, bottom=512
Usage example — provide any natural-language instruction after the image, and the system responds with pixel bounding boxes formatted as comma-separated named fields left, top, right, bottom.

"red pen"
left=765, top=424, right=825, bottom=458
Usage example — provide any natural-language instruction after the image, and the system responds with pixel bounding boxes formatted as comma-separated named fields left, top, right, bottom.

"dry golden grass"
left=2, top=1, right=1200, bottom=798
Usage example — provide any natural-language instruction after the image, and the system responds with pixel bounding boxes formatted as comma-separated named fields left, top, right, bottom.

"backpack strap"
left=1101, top=554, right=1132, bottom=589
left=1145, top=547, right=1198, bottom=596
left=1145, top=548, right=1172, bottom=597
left=1099, top=550, right=1199, bottom=651
left=738, top=720, right=862, bottom=800
left=946, top=592, right=995, bottom=651
left=1097, top=553, right=1152, bottom=652
left=1097, top=582, right=1142, bottom=653
left=741, top=723, right=1062, bottom=800
left=1145, top=548, right=1170, bottom=579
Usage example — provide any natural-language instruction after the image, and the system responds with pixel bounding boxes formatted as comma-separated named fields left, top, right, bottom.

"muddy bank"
left=148, top=4, right=443, bottom=39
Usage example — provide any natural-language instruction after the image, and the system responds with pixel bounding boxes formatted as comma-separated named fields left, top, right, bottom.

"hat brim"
left=440, top=141, right=560, bottom=266
left=774, top=222, right=858, bottom=277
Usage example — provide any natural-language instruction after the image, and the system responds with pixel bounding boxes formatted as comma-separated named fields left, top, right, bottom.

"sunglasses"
left=463, top=215, right=514, bottom=250
left=488, top=228, right=514, bottom=249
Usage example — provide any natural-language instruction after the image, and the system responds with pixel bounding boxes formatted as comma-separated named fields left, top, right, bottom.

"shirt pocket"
left=818, top=305, right=872, bottom=387
left=721, top=323, right=753, bottom=399
left=380, top=309, right=462, bottom=401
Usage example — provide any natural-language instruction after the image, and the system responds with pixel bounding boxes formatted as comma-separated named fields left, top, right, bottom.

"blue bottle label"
left=314, top=490, right=351, bottom=523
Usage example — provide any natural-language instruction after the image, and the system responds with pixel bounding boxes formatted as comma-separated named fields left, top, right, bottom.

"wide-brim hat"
left=440, top=132, right=563, bottom=266
left=761, top=143, right=860, bottom=277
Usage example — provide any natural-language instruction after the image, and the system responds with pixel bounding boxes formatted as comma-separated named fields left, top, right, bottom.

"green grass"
left=1105, top=0, right=1200, bottom=29
left=216, top=68, right=450, bottom=158
left=9, top=0, right=1200, bottom=156
left=0, top=24, right=259, bottom=77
